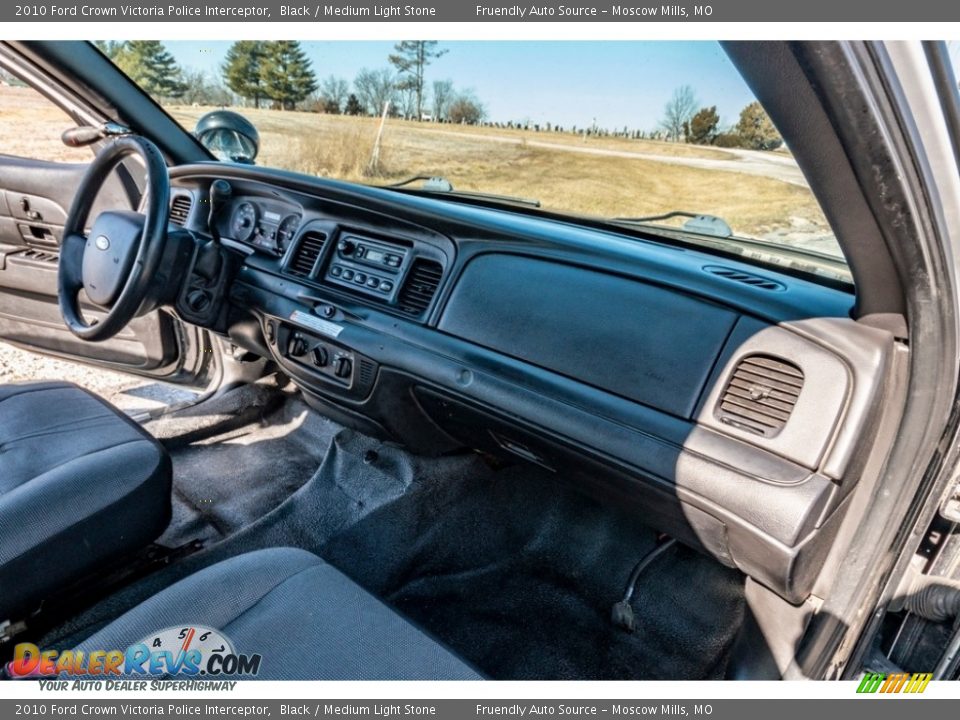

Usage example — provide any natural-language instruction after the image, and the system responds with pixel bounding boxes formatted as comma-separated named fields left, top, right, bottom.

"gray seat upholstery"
left=75, top=547, right=483, bottom=680
left=0, top=382, right=171, bottom=621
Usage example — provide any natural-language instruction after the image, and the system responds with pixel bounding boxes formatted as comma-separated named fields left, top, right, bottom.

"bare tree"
left=447, top=91, right=485, bottom=125
left=659, top=85, right=698, bottom=142
left=397, top=84, right=418, bottom=119
left=431, top=79, right=454, bottom=121
left=353, top=68, right=397, bottom=116
left=319, top=75, right=349, bottom=113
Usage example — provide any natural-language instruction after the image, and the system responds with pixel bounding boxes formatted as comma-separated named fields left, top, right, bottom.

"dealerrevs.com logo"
left=6, top=626, right=261, bottom=679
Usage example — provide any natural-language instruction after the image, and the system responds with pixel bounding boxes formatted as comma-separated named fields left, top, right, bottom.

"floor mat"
left=158, top=395, right=341, bottom=547
left=41, top=416, right=487, bottom=649
left=321, top=465, right=746, bottom=680
left=43, top=393, right=745, bottom=680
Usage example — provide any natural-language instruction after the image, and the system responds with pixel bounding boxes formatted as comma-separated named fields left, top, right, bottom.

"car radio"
left=323, top=234, right=408, bottom=300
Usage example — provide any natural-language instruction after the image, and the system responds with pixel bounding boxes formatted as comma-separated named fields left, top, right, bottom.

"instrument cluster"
left=227, top=197, right=301, bottom=256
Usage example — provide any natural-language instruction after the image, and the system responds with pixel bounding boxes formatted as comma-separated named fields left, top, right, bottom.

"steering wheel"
left=58, top=135, right=170, bottom=341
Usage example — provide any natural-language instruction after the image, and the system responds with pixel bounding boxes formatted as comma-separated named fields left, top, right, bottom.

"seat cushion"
left=74, top=547, right=482, bottom=680
left=0, top=382, right=171, bottom=620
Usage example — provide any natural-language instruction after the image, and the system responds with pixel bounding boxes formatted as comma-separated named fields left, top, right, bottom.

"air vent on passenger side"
left=287, top=231, right=327, bottom=277
left=704, top=265, right=786, bottom=291
left=716, top=355, right=804, bottom=438
left=397, top=258, right=443, bottom=316
left=169, top=194, right=193, bottom=226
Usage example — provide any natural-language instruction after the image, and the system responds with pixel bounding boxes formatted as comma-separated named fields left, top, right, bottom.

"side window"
left=0, top=71, right=92, bottom=164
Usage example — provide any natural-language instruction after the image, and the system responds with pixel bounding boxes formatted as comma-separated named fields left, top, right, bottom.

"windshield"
left=98, top=40, right=849, bottom=284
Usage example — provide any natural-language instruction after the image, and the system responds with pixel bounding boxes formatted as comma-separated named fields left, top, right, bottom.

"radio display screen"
left=364, top=249, right=387, bottom=263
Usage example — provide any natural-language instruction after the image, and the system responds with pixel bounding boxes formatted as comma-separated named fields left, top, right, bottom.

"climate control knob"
left=312, top=347, right=329, bottom=367
left=334, top=356, right=353, bottom=379
left=288, top=333, right=309, bottom=357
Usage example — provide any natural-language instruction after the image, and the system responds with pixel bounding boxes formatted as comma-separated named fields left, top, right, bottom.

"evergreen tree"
left=259, top=41, right=317, bottom=111
left=688, top=106, right=719, bottom=145
left=223, top=41, right=267, bottom=109
left=344, top=94, right=364, bottom=116
left=94, top=40, right=125, bottom=60
left=735, top=101, right=783, bottom=150
left=114, top=41, right=187, bottom=100
left=388, top=41, right=447, bottom=120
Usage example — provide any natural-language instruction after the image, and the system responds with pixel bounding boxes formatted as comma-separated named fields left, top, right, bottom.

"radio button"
left=330, top=266, right=343, bottom=277
left=379, top=280, right=393, bottom=292
left=366, top=277, right=380, bottom=288
left=342, top=269, right=354, bottom=280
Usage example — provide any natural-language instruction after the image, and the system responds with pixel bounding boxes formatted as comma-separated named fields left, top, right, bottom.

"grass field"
left=0, top=85, right=837, bottom=254
left=167, top=104, right=832, bottom=247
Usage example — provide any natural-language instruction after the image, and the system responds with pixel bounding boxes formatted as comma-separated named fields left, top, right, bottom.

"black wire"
left=621, top=538, right=677, bottom=604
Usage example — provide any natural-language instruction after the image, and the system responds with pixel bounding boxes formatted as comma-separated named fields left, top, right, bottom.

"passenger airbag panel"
left=439, top=254, right=738, bottom=418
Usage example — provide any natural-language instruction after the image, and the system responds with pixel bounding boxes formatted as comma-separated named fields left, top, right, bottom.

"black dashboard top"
left=170, top=161, right=855, bottom=328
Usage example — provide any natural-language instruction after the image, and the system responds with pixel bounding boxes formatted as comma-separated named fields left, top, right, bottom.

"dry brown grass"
left=168, top=105, right=826, bottom=238
left=0, top=87, right=829, bottom=243
left=0, top=85, right=93, bottom=163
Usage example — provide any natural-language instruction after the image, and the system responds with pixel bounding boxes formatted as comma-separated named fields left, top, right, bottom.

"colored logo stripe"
left=856, top=672, right=932, bottom=694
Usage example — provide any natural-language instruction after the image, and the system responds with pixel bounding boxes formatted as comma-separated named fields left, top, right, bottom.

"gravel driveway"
left=0, top=341, right=198, bottom=415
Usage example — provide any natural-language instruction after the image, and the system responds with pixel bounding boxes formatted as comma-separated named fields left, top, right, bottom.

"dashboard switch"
left=288, top=333, right=309, bottom=357
left=312, top=347, right=329, bottom=367
left=334, top=356, right=353, bottom=379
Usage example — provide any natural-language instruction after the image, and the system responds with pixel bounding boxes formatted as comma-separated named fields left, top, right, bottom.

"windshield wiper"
left=607, top=210, right=850, bottom=281
left=384, top=175, right=541, bottom=209
left=611, top=210, right=734, bottom=239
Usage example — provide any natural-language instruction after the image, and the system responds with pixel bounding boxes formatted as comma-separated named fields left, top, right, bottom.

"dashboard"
left=167, top=162, right=896, bottom=606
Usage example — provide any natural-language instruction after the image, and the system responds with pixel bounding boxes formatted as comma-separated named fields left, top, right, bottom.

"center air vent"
left=287, top=231, right=327, bottom=277
left=169, top=194, right=193, bottom=226
left=704, top=265, right=786, bottom=292
left=397, top=258, right=443, bottom=316
left=716, top=355, right=804, bottom=438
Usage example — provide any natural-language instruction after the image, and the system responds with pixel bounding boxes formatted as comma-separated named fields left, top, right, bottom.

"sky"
left=163, top=41, right=758, bottom=131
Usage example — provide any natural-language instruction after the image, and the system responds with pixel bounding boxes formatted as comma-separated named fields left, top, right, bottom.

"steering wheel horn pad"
left=82, top=211, right=144, bottom=307
left=58, top=135, right=170, bottom=341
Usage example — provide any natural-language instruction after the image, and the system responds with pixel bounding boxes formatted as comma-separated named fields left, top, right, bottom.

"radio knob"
left=337, top=238, right=355, bottom=255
